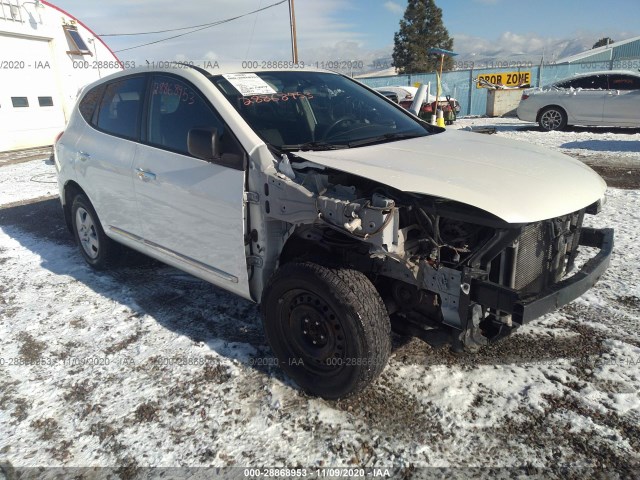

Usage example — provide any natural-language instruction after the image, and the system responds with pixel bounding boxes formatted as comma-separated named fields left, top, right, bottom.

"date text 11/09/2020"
left=66, top=60, right=367, bottom=70
left=65, top=60, right=368, bottom=71
left=243, top=468, right=392, bottom=478
left=5, top=58, right=640, bottom=72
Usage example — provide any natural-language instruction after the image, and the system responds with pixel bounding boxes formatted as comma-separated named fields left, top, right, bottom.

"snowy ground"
left=454, top=117, right=640, bottom=190
left=0, top=160, right=58, bottom=207
left=0, top=131, right=639, bottom=478
left=454, top=117, right=640, bottom=165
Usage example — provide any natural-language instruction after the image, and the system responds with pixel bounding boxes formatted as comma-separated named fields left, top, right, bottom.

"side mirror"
left=187, top=127, right=220, bottom=161
left=187, top=127, right=247, bottom=171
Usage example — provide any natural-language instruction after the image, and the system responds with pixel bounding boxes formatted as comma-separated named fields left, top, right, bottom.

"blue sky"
left=331, top=0, right=640, bottom=51
left=53, top=0, right=640, bottom=65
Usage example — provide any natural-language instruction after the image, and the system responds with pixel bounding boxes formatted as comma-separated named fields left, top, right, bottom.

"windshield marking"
left=241, top=92, right=314, bottom=106
left=221, top=73, right=276, bottom=95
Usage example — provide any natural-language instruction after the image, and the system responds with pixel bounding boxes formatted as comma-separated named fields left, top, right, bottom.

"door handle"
left=78, top=151, right=91, bottom=161
left=136, top=168, right=156, bottom=182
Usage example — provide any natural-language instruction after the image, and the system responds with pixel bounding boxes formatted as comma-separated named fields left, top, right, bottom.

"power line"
left=101, top=0, right=286, bottom=36
left=100, top=24, right=219, bottom=37
left=108, top=0, right=287, bottom=53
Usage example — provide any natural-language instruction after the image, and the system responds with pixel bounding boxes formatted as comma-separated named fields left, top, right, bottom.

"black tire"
left=538, top=106, right=567, bottom=131
left=70, top=194, right=118, bottom=269
left=261, top=261, right=391, bottom=399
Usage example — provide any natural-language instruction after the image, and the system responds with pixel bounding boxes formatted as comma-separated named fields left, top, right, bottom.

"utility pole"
left=288, top=0, right=298, bottom=64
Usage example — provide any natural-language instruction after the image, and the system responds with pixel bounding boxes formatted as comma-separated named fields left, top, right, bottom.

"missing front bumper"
left=470, top=227, right=614, bottom=325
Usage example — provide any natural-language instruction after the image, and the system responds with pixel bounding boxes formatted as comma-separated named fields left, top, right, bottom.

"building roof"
left=355, top=67, right=398, bottom=78
left=41, top=1, right=120, bottom=63
left=556, top=35, right=640, bottom=64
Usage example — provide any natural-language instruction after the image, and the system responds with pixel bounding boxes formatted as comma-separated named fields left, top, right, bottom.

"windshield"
left=210, top=71, right=433, bottom=151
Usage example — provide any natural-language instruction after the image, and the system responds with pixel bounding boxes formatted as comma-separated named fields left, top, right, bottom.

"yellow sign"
left=477, top=71, right=531, bottom=88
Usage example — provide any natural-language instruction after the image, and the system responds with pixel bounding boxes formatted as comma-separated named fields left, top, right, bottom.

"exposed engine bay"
left=255, top=154, right=593, bottom=351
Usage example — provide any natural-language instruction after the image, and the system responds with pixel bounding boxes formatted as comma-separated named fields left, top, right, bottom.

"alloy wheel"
left=75, top=207, right=100, bottom=259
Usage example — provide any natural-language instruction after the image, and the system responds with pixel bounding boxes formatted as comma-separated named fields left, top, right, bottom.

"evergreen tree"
left=592, top=37, right=614, bottom=49
left=392, top=0, right=454, bottom=74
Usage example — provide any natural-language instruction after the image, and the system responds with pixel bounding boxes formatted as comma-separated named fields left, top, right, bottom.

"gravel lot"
left=0, top=123, right=639, bottom=478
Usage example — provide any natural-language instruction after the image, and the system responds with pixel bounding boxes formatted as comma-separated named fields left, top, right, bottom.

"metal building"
left=0, top=0, right=122, bottom=151
left=555, top=35, right=640, bottom=65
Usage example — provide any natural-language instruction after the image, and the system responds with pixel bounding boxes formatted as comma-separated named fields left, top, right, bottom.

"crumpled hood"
left=293, top=129, right=606, bottom=223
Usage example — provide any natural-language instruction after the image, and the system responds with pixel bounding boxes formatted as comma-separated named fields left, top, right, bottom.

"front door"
left=562, top=74, right=608, bottom=124
left=133, top=74, right=250, bottom=298
left=604, top=74, right=640, bottom=126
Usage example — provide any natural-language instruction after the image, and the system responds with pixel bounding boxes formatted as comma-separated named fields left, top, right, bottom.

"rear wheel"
left=71, top=194, right=118, bottom=269
left=538, top=106, right=567, bottom=131
left=261, top=261, right=391, bottom=399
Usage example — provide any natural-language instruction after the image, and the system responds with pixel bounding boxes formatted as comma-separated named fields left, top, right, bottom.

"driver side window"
left=568, top=75, right=607, bottom=90
left=148, top=75, right=225, bottom=156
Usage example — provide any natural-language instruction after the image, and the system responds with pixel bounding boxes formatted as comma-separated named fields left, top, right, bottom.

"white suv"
left=56, top=65, right=613, bottom=398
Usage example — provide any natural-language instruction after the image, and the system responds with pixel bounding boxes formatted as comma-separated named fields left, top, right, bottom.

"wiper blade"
left=279, top=141, right=348, bottom=151
left=348, top=132, right=425, bottom=147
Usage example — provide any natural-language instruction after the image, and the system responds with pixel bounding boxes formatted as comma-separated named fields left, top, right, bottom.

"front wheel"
left=261, top=262, right=391, bottom=399
left=538, top=106, right=567, bottom=131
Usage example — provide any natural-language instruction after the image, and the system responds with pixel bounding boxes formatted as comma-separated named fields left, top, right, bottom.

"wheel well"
left=62, top=181, right=86, bottom=233
left=279, top=235, right=332, bottom=266
left=536, top=104, right=566, bottom=122
left=278, top=228, right=364, bottom=268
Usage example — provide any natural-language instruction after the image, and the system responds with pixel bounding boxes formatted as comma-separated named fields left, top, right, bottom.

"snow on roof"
left=354, top=67, right=398, bottom=78
left=555, top=35, right=640, bottom=64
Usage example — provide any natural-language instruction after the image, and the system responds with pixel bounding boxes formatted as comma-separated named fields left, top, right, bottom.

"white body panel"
left=293, top=130, right=606, bottom=224
left=604, top=88, right=640, bottom=124
left=564, top=89, right=606, bottom=123
left=132, top=144, right=249, bottom=291
left=74, top=128, right=141, bottom=238
left=517, top=70, right=640, bottom=127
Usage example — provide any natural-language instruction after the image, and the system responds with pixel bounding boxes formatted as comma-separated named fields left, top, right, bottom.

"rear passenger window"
left=79, top=84, right=106, bottom=123
left=96, top=77, right=146, bottom=140
left=147, top=75, right=224, bottom=155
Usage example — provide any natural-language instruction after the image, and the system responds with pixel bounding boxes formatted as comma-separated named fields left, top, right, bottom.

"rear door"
left=133, top=73, right=250, bottom=298
left=75, top=75, right=146, bottom=239
left=604, top=74, right=640, bottom=126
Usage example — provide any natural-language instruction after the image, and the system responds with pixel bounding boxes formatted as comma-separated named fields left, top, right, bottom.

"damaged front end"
left=253, top=154, right=613, bottom=351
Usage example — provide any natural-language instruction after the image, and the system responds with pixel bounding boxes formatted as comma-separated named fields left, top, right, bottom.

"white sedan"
left=517, top=70, right=640, bottom=131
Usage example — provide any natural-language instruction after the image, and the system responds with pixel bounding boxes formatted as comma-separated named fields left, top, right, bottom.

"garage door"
left=0, top=34, right=66, bottom=151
